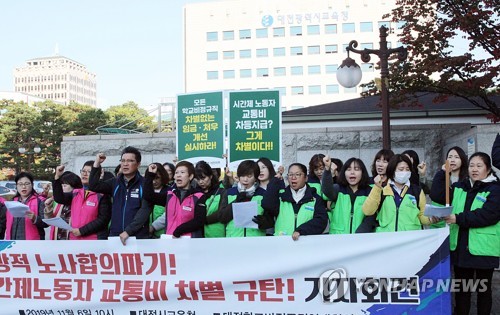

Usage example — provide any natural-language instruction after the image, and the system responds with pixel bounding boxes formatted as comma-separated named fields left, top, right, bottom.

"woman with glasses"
left=3, top=172, right=46, bottom=240
left=261, top=163, right=328, bottom=240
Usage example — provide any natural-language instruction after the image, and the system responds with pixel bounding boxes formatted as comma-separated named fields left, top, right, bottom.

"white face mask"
left=394, top=171, right=412, bottom=184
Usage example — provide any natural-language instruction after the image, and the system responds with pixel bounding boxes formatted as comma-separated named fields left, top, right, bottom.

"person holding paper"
left=146, top=161, right=207, bottom=238
left=321, top=156, right=372, bottom=234
left=261, top=163, right=327, bottom=240
left=4, top=172, right=46, bottom=240
left=437, top=152, right=499, bottom=315
left=218, top=160, right=268, bottom=237
left=362, top=154, right=433, bottom=232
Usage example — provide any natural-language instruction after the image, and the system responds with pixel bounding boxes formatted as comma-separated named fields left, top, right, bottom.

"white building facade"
left=184, top=0, right=401, bottom=111
left=13, top=55, right=97, bottom=106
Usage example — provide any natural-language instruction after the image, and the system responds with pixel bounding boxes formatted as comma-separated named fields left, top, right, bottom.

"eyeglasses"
left=287, top=173, right=304, bottom=179
left=120, top=159, right=136, bottom=164
left=80, top=170, right=90, bottom=174
left=17, top=182, right=32, bottom=187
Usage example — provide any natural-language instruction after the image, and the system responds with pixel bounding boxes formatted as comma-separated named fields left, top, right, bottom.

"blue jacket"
left=89, top=167, right=147, bottom=238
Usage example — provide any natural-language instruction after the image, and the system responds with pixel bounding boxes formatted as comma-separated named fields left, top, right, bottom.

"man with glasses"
left=89, top=146, right=150, bottom=242
left=261, top=163, right=328, bottom=240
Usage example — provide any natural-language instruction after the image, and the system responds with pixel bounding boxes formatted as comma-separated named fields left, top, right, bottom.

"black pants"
left=453, top=266, right=494, bottom=315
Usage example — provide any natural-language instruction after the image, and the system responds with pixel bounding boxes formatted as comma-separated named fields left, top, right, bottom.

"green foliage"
left=103, top=101, right=156, bottom=133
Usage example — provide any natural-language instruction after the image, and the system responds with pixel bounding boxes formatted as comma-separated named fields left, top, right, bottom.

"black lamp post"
left=336, top=25, right=407, bottom=150
left=18, top=139, right=41, bottom=174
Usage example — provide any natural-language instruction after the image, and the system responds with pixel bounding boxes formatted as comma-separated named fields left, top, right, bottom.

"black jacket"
left=492, top=133, right=500, bottom=170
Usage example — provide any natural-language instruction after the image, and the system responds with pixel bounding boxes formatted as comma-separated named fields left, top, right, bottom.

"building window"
left=308, top=45, right=320, bottom=55
left=223, top=30, right=234, bottom=40
left=325, top=44, right=338, bottom=54
left=290, top=46, right=303, bottom=56
left=240, top=49, right=251, bottom=58
left=223, top=70, right=235, bottom=79
left=273, top=47, right=285, bottom=56
left=274, top=67, right=286, bottom=76
left=256, top=48, right=269, bottom=57
left=360, top=43, right=373, bottom=49
left=207, top=71, right=218, bottom=80
left=239, top=29, right=251, bottom=39
left=342, top=23, right=355, bottom=33
left=275, top=86, right=286, bottom=96
left=290, top=26, right=302, bottom=36
left=291, top=86, right=304, bottom=95
left=308, top=85, right=321, bottom=94
left=344, top=87, right=357, bottom=93
left=307, top=25, right=320, bottom=35
left=223, top=50, right=235, bottom=59
left=257, top=68, right=269, bottom=77
left=360, top=22, right=373, bottom=32
left=308, top=65, right=321, bottom=75
left=256, top=28, right=268, bottom=38
left=325, top=64, right=338, bottom=74
left=378, top=21, right=391, bottom=29
left=206, top=31, right=218, bottom=41
left=325, top=24, right=337, bottom=34
left=291, top=66, right=303, bottom=75
left=240, top=69, right=252, bottom=78
left=326, top=84, right=339, bottom=94
left=361, top=63, right=374, bottom=72
left=273, top=27, right=285, bottom=37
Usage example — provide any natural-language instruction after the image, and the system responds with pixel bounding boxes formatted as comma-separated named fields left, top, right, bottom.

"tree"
left=68, top=107, right=109, bottom=136
left=103, top=101, right=156, bottom=133
left=368, top=0, right=499, bottom=121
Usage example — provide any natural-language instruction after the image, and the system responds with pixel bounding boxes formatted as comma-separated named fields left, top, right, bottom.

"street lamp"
left=336, top=25, right=407, bottom=150
left=18, top=141, right=41, bottom=174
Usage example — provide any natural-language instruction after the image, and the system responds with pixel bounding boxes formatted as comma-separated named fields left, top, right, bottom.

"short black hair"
left=61, top=171, right=83, bottom=189
left=237, top=160, right=260, bottom=179
left=83, top=160, right=94, bottom=168
left=371, top=149, right=394, bottom=177
left=386, top=154, right=413, bottom=181
left=121, top=146, right=141, bottom=163
left=195, top=160, right=219, bottom=190
left=257, top=157, right=277, bottom=178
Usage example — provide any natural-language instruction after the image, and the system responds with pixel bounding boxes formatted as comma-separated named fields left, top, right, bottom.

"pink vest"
left=5, top=195, right=43, bottom=240
left=69, top=189, right=101, bottom=240
left=166, top=191, right=203, bottom=237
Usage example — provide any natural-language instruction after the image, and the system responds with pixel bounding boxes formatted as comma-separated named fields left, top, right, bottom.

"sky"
left=0, top=0, right=213, bottom=110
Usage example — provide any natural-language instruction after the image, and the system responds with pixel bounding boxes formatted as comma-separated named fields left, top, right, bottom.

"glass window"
left=207, top=71, right=218, bottom=80
left=360, top=43, right=373, bottom=49
left=326, top=84, right=339, bottom=94
left=223, top=70, right=235, bottom=79
left=206, top=51, right=218, bottom=60
left=344, top=87, right=357, bottom=93
left=273, top=27, right=285, bottom=37
left=239, top=49, right=251, bottom=58
left=360, top=22, right=373, bottom=32
left=256, top=48, right=268, bottom=57
left=291, top=66, right=303, bottom=75
left=274, top=67, right=286, bottom=76
left=308, top=45, right=320, bottom=55
left=256, top=28, right=268, bottom=38
left=239, top=29, right=251, bottom=39
left=291, top=86, right=304, bottom=95
left=274, top=86, right=286, bottom=96
left=308, top=85, right=321, bottom=94
left=223, top=50, right=235, bottom=59
left=223, top=30, right=234, bottom=40
left=307, top=25, right=320, bottom=35
left=273, top=47, right=285, bottom=56
left=342, top=23, right=355, bottom=33
left=290, top=46, right=303, bottom=56
left=325, top=64, right=338, bottom=74
left=290, top=26, right=302, bottom=36
left=308, top=65, right=321, bottom=75
left=325, top=24, right=337, bottom=34
left=361, top=63, right=373, bottom=72
left=378, top=21, right=391, bottom=29
left=240, top=69, right=252, bottom=78
left=206, top=31, right=218, bottom=41
left=257, top=68, right=269, bottom=77
left=325, top=44, right=338, bottom=54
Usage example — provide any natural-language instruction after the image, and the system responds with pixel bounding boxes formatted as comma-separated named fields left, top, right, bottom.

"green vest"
left=150, top=204, right=165, bottom=237
left=450, top=188, right=499, bottom=257
left=376, top=191, right=422, bottom=232
left=204, top=194, right=225, bottom=238
left=308, top=182, right=330, bottom=201
left=329, top=192, right=367, bottom=234
left=225, top=194, right=265, bottom=237
left=274, top=192, right=316, bottom=236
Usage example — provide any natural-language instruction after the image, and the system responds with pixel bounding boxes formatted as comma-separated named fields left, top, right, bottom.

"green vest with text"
left=225, top=194, right=265, bottom=237
left=376, top=192, right=422, bottom=232
left=450, top=188, right=499, bottom=257
left=274, top=191, right=316, bottom=236
left=204, top=193, right=225, bottom=238
left=329, top=192, right=367, bottom=234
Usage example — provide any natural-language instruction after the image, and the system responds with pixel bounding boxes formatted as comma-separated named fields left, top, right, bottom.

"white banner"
left=0, top=228, right=451, bottom=314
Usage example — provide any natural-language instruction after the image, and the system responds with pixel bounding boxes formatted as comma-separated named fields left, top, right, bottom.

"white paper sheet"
left=4, top=201, right=30, bottom=218
left=424, top=204, right=453, bottom=217
left=232, top=201, right=259, bottom=229
left=42, top=217, right=73, bottom=230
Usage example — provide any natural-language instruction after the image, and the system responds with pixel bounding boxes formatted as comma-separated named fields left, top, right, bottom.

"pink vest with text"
left=166, top=191, right=203, bottom=237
